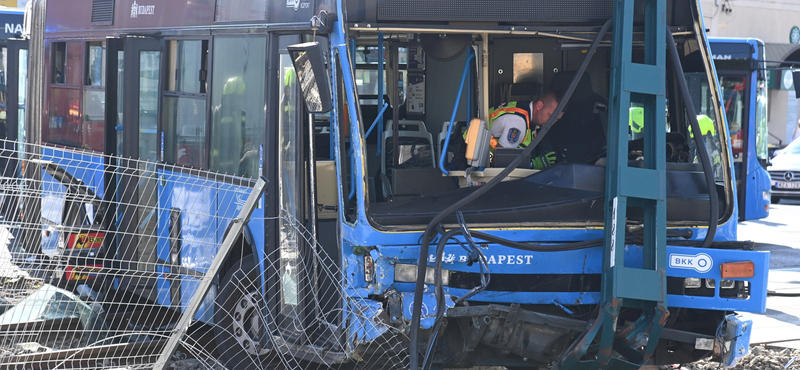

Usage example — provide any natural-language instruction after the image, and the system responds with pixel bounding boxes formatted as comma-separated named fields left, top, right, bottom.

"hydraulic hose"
left=408, top=18, right=614, bottom=370
left=665, top=29, right=718, bottom=249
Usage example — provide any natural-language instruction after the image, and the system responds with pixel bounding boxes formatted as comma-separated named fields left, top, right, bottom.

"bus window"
left=755, top=82, right=769, bottom=163
left=163, top=40, right=208, bottom=168
left=138, top=50, right=160, bottom=162
left=718, top=76, right=745, bottom=134
left=85, top=41, right=105, bottom=86
left=83, top=41, right=105, bottom=152
left=685, top=71, right=724, bottom=181
left=51, top=42, right=66, bottom=84
left=46, top=41, right=83, bottom=148
left=209, top=35, right=266, bottom=178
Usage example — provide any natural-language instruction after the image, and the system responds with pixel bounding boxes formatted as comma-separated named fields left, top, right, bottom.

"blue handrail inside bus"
left=365, top=103, right=389, bottom=138
left=439, top=48, right=475, bottom=175
left=377, top=32, right=385, bottom=156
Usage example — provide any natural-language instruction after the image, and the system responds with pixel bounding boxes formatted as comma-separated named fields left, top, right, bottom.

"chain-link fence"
left=0, top=139, right=409, bottom=370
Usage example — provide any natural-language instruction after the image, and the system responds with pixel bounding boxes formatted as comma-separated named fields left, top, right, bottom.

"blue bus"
left=0, top=7, right=26, bottom=219
left=13, top=0, right=769, bottom=369
left=708, top=37, right=771, bottom=220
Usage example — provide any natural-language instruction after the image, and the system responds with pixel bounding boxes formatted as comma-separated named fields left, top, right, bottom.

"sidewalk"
left=750, top=268, right=800, bottom=349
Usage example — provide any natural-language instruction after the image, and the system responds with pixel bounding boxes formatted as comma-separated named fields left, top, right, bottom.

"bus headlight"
left=720, top=279, right=736, bottom=289
left=394, top=264, right=449, bottom=286
left=684, top=277, right=701, bottom=289
left=364, top=255, right=375, bottom=282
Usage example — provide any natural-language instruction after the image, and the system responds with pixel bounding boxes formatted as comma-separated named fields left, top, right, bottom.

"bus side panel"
left=217, top=181, right=267, bottom=289
left=744, top=144, right=771, bottom=220
left=157, top=168, right=219, bottom=321
left=40, top=147, right=105, bottom=225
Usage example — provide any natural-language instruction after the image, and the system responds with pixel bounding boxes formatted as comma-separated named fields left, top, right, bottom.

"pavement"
left=749, top=268, right=800, bottom=349
left=737, top=201, right=800, bottom=349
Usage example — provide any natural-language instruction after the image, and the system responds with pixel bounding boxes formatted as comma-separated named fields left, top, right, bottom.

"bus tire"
left=772, top=196, right=781, bottom=204
left=213, top=257, right=275, bottom=370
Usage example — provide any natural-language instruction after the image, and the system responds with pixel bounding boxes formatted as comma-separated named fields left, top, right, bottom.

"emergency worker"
left=689, top=114, right=723, bottom=177
left=487, top=90, right=563, bottom=169
left=212, top=76, right=255, bottom=176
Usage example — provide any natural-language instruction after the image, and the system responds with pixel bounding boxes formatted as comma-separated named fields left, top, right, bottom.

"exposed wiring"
left=422, top=215, right=490, bottom=370
left=409, top=19, right=613, bottom=370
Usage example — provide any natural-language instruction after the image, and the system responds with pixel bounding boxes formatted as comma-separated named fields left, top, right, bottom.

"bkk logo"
left=669, top=252, right=713, bottom=273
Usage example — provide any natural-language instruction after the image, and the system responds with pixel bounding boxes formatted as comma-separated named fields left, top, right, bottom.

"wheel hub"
left=231, top=291, right=270, bottom=355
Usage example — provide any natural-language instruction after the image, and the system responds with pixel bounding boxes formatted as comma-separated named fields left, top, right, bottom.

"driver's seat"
left=542, top=71, right=608, bottom=164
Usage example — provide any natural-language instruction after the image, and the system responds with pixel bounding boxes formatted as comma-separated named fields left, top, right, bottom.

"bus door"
left=112, top=36, right=162, bottom=302
left=0, top=39, right=28, bottom=219
left=717, top=72, right=750, bottom=217
left=260, top=34, right=341, bottom=350
left=267, top=33, right=311, bottom=342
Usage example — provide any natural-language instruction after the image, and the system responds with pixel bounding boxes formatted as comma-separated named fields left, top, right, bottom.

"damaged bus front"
left=294, top=0, right=772, bottom=368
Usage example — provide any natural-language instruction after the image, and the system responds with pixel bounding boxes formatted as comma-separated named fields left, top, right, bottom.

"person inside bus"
left=487, top=90, right=563, bottom=169
left=541, top=71, right=608, bottom=165
left=212, top=76, right=257, bottom=177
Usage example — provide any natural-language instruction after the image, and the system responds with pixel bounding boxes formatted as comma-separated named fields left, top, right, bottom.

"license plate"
left=775, top=181, right=800, bottom=189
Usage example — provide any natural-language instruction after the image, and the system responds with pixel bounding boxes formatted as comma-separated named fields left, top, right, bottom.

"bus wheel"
left=772, top=196, right=781, bottom=204
left=213, top=257, right=274, bottom=369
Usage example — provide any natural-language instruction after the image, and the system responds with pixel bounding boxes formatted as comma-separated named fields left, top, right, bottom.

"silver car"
left=768, top=137, right=800, bottom=203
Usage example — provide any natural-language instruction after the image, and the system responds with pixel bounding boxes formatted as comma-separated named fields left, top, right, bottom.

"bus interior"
left=324, top=31, right=732, bottom=230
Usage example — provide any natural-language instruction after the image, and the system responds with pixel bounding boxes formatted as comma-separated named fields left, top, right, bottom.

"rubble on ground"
left=675, top=345, right=800, bottom=370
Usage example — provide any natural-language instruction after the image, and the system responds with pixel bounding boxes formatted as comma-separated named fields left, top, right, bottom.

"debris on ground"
left=675, top=345, right=800, bottom=369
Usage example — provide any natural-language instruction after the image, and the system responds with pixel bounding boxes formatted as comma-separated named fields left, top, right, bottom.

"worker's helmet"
left=223, top=76, right=246, bottom=95
left=689, top=114, right=716, bottom=138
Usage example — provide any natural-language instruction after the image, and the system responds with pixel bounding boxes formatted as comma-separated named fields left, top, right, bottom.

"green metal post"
left=556, top=0, right=668, bottom=368
left=599, top=0, right=668, bottom=366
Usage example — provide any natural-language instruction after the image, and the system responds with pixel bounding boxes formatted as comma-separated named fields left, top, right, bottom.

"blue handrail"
left=439, top=48, right=475, bottom=175
left=365, top=103, right=389, bottom=138
left=377, top=32, right=385, bottom=156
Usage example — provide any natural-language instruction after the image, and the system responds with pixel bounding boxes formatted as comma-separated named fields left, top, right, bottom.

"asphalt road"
left=739, top=199, right=800, bottom=348
left=740, top=198, right=800, bottom=269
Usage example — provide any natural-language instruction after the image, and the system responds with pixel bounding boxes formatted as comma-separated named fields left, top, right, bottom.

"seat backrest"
left=545, top=71, right=608, bottom=164
left=438, top=120, right=468, bottom=167
left=382, top=120, right=436, bottom=175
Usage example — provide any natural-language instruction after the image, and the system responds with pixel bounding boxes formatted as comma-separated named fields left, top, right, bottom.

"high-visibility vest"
left=487, top=101, right=533, bottom=149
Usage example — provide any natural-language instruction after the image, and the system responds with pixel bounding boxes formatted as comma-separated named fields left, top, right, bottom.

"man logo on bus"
left=287, top=0, right=300, bottom=10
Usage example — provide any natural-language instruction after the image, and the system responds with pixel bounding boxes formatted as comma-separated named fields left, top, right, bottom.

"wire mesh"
left=0, top=139, right=410, bottom=370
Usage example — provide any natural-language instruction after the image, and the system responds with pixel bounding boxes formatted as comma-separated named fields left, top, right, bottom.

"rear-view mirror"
left=288, top=42, right=332, bottom=114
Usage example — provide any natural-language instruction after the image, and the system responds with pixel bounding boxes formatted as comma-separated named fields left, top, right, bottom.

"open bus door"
left=110, top=36, right=162, bottom=302
left=0, top=39, right=28, bottom=220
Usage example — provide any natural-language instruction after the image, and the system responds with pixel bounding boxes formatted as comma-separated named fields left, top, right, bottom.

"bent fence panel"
left=0, top=139, right=409, bottom=370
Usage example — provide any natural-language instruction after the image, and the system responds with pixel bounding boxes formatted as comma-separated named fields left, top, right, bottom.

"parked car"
left=768, top=137, right=800, bottom=203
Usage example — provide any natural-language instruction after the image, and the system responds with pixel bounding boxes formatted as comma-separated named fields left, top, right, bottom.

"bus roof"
left=43, top=0, right=335, bottom=36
